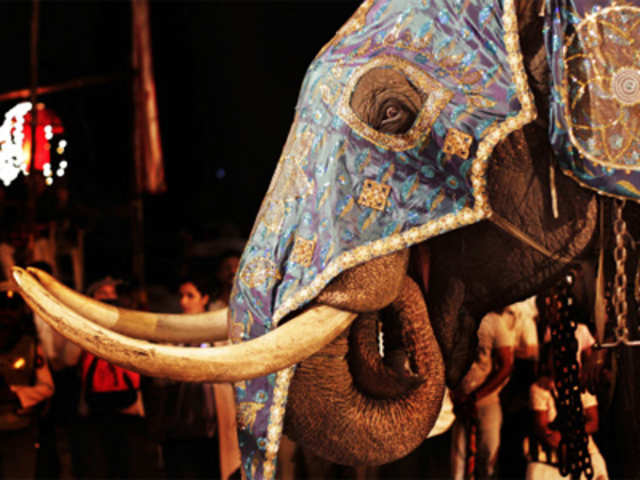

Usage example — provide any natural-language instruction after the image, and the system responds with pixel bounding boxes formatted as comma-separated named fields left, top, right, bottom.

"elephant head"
left=12, top=0, right=640, bottom=479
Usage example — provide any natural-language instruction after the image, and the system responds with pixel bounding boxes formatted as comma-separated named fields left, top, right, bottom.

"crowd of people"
left=448, top=285, right=610, bottom=480
left=0, top=251, right=242, bottom=479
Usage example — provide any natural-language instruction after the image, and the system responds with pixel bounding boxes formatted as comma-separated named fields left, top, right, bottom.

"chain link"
left=612, top=199, right=629, bottom=341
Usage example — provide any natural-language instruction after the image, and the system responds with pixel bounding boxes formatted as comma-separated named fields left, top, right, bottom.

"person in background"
left=525, top=344, right=608, bottom=480
left=498, top=296, right=540, bottom=478
left=159, top=268, right=240, bottom=479
left=27, top=261, right=82, bottom=479
left=72, top=276, right=153, bottom=479
left=451, top=297, right=538, bottom=479
left=209, top=250, right=240, bottom=310
left=0, top=289, right=54, bottom=479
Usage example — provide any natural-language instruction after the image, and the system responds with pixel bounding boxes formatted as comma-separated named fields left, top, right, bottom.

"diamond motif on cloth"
left=239, top=258, right=280, bottom=289
left=358, top=179, right=391, bottom=211
left=443, top=128, right=473, bottom=159
left=291, top=236, right=316, bottom=267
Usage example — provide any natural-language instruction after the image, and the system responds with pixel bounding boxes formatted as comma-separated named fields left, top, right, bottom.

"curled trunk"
left=285, top=276, right=444, bottom=466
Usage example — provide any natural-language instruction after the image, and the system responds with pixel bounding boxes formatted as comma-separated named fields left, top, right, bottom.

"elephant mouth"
left=12, top=266, right=357, bottom=382
left=349, top=300, right=429, bottom=399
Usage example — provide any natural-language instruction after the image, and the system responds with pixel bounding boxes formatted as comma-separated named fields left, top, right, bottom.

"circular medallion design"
left=563, top=6, right=640, bottom=169
left=611, top=68, right=640, bottom=107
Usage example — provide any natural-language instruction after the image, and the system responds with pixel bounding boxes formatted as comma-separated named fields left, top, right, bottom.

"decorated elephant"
left=11, top=0, right=640, bottom=479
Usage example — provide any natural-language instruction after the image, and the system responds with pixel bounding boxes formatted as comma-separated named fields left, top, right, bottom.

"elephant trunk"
left=285, top=276, right=445, bottom=466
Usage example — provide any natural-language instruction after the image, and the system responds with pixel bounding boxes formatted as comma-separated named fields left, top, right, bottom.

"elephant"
left=11, top=0, right=640, bottom=479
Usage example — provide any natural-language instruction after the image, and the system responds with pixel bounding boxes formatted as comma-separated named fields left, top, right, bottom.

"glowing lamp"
left=12, top=358, right=25, bottom=370
left=0, top=102, right=69, bottom=187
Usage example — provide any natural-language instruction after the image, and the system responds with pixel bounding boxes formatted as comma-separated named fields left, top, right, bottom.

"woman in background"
left=161, top=267, right=240, bottom=480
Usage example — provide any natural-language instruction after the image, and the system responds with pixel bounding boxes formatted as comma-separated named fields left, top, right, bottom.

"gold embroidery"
left=358, top=179, right=391, bottom=211
left=561, top=5, right=640, bottom=170
left=361, top=210, right=379, bottom=232
left=318, top=187, right=331, bottom=208
left=291, top=236, right=316, bottom=267
left=335, top=138, right=350, bottom=160
left=260, top=119, right=315, bottom=233
left=383, top=12, right=415, bottom=45
left=237, top=401, right=266, bottom=431
left=338, top=55, right=454, bottom=152
left=315, top=0, right=375, bottom=59
left=316, top=63, right=346, bottom=107
left=338, top=197, right=355, bottom=218
left=358, top=150, right=372, bottom=173
left=381, top=164, right=396, bottom=184
left=239, top=257, right=280, bottom=289
left=468, top=95, right=497, bottom=109
left=443, top=128, right=474, bottom=159
left=430, top=190, right=446, bottom=212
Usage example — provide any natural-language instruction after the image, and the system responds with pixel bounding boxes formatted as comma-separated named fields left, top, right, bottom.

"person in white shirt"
left=451, top=296, right=539, bottom=479
left=526, top=344, right=608, bottom=480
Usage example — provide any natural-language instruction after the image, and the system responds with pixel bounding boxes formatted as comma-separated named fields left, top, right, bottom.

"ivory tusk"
left=27, top=267, right=227, bottom=343
left=13, top=267, right=357, bottom=382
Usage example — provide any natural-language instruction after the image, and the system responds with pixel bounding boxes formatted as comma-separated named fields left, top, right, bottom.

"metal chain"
left=612, top=199, right=629, bottom=341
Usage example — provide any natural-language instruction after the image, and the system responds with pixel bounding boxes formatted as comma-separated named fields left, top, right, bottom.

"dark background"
left=0, top=1, right=360, bottom=286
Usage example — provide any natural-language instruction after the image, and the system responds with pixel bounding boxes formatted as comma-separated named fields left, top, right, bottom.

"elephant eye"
left=349, top=68, right=425, bottom=134
left=338, top=55, right=453, bottom=152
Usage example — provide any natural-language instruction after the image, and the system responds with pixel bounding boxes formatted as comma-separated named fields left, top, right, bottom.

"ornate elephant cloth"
left=228, top=0, right=537, bottom=478
left=546, top=0, right=640, bottom=200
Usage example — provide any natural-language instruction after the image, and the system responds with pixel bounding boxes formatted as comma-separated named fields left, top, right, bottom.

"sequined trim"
left=443, top=128, right=474, bottom=159
left=291, top=236, right=316, bottom=267
left=315, top=0, right=376, bottom=60
left=561, top=5, right=640, bottom=171
left=338, top=54, right=454, bottom=152
left=261, top=1, right=537, bottom=477
left=263, top=367, right=294, bottom=479
left=357, top=179, right=391, bottom=211
left=559, top=166, right=637, bottom=203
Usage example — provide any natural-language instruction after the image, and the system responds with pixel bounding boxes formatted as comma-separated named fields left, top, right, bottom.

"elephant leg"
left=285, top=276, right=444, bottom=466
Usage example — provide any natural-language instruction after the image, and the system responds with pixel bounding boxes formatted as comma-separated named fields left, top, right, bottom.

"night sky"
left=1, top=1, right=360, bottom=284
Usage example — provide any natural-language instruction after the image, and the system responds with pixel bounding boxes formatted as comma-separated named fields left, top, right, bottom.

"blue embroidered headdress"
left=229, top=0, right=539, bottom=478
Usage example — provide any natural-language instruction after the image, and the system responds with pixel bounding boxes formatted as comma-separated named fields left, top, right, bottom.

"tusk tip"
left=26, top=266, right=46, bottom=276
left=11, top=266, right=26, bottom=278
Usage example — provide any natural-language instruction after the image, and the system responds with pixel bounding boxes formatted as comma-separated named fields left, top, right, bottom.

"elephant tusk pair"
left=12, top=267, right=357, bottom=382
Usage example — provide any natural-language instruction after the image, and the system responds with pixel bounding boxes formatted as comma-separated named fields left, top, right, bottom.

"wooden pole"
left=131, top=0, right=145, bottom=290
left=27, top=0, right=40, bottom=230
